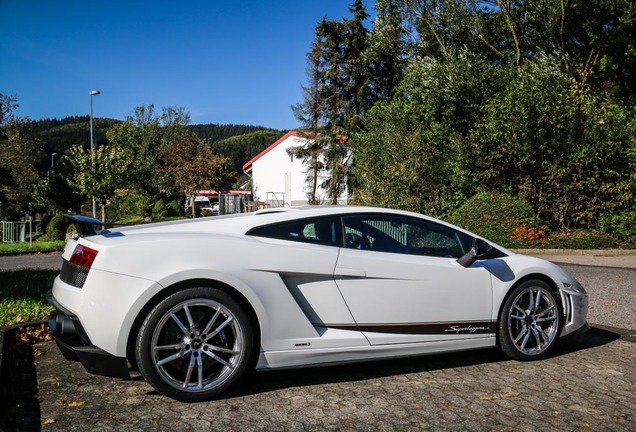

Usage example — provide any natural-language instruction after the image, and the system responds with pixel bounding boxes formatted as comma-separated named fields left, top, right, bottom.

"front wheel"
left=136, top=287, right=254, bottom=402
left=499, top=280, right=561, bottom=360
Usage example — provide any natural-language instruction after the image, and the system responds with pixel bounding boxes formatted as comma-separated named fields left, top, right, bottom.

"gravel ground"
left=558, top=264, right=636, bottom=331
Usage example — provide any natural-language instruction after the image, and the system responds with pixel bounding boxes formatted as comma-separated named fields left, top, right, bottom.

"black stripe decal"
left=319, top=321, right=496, bottom=335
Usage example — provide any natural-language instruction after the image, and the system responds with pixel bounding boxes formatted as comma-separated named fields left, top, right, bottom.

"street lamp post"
left=89, top=90, right=100, bottom=219
left=51, top=152, right=58, bottom=168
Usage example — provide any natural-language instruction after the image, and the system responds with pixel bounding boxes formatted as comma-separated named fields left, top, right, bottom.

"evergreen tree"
left=292, top=0, right=371, bottom=204
left=290, top=32, right=329, bottom=204
left=364, top=0, right=407, bottom=104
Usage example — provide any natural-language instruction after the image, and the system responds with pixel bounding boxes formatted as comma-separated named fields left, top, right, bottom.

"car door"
left=247, top=215, right=367, bottom=349
left=334, top=213, right=494, bottom=345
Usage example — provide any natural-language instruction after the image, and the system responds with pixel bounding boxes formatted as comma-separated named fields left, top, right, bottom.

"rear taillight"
left=69, top=244, right=99, bottom=268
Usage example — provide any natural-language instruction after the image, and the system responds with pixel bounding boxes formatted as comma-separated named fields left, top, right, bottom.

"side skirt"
left=256, top=337, right=496, bottom=370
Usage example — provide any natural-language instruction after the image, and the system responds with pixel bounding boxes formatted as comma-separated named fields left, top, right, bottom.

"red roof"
left=242, top=130, right=298, bottom=170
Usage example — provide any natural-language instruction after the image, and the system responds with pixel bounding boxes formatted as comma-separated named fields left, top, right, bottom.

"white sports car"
left=48, top=206, right=588, bottom=401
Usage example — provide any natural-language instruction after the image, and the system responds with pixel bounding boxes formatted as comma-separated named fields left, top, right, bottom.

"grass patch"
left=0, top=270, right=57, bottom=326
left=0, top=241, right=65, bottom=256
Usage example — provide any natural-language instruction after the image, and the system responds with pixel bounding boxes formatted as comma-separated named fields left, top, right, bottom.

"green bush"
left=152, top=199, right=167, bottom=218
left=599, top=207, right=636, bottom=245
left=39, top=214, right=54, bottom=233
left=447, top=192, right=544, bottom=248
left=46, top=214, right=69, bottom=241
left=167, top=199, right=182, bottom=216
left=110, top=192, right=155, bottom=221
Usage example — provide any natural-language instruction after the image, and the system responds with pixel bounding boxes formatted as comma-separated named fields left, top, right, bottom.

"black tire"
left=136, top=287, right=254, bottom=402
left=498, top=280, right=561, bottom=361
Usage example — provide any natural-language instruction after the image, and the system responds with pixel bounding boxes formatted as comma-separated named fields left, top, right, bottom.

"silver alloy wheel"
left=150, top=298, right=245, bottom=393
left=507, top=286, right=559, bottom=356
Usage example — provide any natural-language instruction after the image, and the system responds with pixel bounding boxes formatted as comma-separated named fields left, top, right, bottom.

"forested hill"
left=27, top=116, right=285, bottom=174
left=188, top=123, right=278, bottom=144
left=210, top=129, right=286, bottom=175
left=27, top=116, right=119, bottom=172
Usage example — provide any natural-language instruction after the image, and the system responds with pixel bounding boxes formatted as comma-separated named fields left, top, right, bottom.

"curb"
left=511, top=249, right=636, bottom=269
left=0, top=250, right=63, bottom=258
left=512, top=249, right=636, bottom=256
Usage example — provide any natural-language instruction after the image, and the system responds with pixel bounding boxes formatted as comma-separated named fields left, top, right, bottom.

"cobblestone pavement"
left=33, top=329, right=635, bottom=431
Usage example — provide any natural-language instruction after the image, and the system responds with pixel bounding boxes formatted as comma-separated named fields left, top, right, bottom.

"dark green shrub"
left=121, top=192, right=153, bottom=218
left=599, top=208, right=636, bottom=245
left=447, top=192, right=544, bottom=248
left=46, top=214, right=69, bottom=241
left=152, top=199, right=167, bottom=218
left=542, top=230, right=623, bottom=249
left=110, top=192, right=155, bottom=221
left=167, top=200, right=182, bottom=216
left=39, top=214, right=54, bottom=233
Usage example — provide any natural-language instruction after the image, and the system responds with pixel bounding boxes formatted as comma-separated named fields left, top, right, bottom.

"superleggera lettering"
left=445, top=325, right=490, bottom=333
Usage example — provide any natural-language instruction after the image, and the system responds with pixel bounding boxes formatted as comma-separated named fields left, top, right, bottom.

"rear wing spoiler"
left=62, top=214, right=106, bottom=237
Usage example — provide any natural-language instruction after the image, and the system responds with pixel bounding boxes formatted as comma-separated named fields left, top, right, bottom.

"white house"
left=242, top=131, right=349, bottom=207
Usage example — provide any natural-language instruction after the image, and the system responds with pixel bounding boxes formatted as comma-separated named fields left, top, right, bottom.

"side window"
left=343, top=214, right=470, bottom=258
left=248, top=216, right=341, bottom=247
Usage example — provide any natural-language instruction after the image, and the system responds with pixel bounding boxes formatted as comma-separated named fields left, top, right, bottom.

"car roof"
left=92, top=205, right=513, bottom=255
left=108, top=205, right=455, bottom=237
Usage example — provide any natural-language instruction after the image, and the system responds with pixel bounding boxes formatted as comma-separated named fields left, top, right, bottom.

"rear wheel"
left=499, top=280, right=561, bottom=360
left=136, top=287, right=253, bottom=402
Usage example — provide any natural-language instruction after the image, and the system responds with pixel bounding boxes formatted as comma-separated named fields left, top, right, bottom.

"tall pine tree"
left=291, top=0, right=370, bottom=204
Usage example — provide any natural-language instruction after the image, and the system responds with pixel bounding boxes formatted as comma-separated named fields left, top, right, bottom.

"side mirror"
left=457, top=238, right=492, bottom=268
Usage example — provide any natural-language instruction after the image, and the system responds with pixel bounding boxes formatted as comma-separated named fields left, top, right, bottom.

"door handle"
left=335, top=267, right=366, bottom=278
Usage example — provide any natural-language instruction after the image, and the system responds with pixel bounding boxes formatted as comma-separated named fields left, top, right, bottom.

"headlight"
left=553, top=264, right=587, bottom=295
left=562, top=280, right=587, bottom=295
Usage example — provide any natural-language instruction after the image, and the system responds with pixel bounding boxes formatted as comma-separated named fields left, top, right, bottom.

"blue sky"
left=1, top=1, right=372, bottom=130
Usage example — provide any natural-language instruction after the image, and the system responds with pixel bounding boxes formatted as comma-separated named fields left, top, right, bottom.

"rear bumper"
left=47, top=290, right=130, bottom=379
